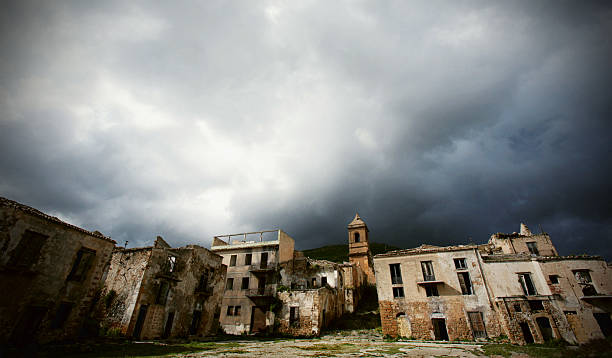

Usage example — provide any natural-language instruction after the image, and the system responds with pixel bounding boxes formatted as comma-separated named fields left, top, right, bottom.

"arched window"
left=354, top=232, right=360, bottom=243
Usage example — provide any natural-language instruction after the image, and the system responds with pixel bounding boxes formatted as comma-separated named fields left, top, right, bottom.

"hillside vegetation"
left=302, top=243, right=401, bottom=263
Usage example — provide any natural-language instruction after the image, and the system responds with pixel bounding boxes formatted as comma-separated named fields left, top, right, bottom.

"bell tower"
left=348, top=213, right=376, bottom=285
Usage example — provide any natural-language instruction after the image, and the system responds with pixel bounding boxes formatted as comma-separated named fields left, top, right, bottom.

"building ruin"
left=96, top=236, right=226, bottom=339
left=211, top=219, right=372, bottom=336
left=374, top=223, right=612, bottom=344
left=0, top=197, right=116, bottom=345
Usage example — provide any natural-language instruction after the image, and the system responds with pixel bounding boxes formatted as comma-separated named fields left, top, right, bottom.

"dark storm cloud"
left=1, top=1, right=610, bottom=257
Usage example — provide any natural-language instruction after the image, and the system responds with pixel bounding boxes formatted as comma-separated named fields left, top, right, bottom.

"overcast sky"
left=1, top=1, right=611, bottom=258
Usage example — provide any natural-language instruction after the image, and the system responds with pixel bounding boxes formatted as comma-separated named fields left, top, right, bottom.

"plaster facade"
left=374, top=223, right=612, bottom=345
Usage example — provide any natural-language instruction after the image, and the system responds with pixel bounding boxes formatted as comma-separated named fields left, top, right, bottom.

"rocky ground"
left=28, top=329, right=612, bottom=357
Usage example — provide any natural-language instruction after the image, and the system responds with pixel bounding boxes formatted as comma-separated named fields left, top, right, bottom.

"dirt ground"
left=173, top=330, right=484, bottom=357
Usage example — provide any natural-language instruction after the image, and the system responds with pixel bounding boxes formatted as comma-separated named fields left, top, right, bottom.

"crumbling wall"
left=98, top=243, right=225, bottom=339
left=97, top=248, right=151, bottom=335
left=0, top=200, right=115, bottom=344
left=276, top=287, right=342, bottom=336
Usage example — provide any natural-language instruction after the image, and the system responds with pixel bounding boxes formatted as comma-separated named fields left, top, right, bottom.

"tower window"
left=354, top=232, right=360, bottom=243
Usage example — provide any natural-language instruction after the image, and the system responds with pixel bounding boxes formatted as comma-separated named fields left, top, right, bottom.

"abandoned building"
left=211, top=221, right=371, bottom=336
left=96, top=236, right=226, bottom=339
left=0, top=197, right=116, bottom=345
left=374, top=223, right=612, bottom=345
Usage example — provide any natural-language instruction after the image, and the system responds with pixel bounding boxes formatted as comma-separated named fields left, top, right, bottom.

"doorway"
left=250, top=306, right=266, bottom=333
left=536, top=317, right=554, bottom=341
left=519, top=322, right=534, bottom=343
left=163, top=312, right=175, bottom=338
left=133, top=305, right=148, bottom=339
left=594, top=313, right=612, bottom=337
left=189, top=310, right=202, bottom=335
left=432, top=318, right=449, bottom=341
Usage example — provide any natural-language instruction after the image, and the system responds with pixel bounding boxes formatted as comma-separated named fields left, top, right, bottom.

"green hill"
left=302, top=242, right=401, bottom=263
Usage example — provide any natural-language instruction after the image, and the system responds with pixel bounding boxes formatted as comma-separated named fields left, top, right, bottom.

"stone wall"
left=0, top=198, right=115, bottom=344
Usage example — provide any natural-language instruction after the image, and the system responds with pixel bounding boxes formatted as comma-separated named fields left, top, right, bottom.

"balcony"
left=194, top=285, right=213, bottom=296
left=248, top=263, right=277, bottom=273
left=245, top=287, right=275, bottom=298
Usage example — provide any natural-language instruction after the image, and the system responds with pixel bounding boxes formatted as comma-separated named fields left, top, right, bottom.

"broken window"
left=457, top=272, right=473, bottom=295
left=226, top=306, right=241, bottom=316
left=196, top=270, right=209, bottom=292
left=518, top=273, right=537, bottom=296
left=468, top=312, right=487, bottom=338
left=51, top=302, right=73, bottom=329
left=514, top=304, right=522, bottom=312
left=290, top=306, right=300, bottom=326
left=425, top=284, right=439, bottom=297
left=573, top=270, right=597, bottom=295
left=156, top=281, right=170, bottom=305
left=549, top=275, right=559, bottom=284
left=241, top=277, right=250, bottom=290
left=230, top=255, right=237, bottom=266
left=454, top=258, right=467, bottom=270
left=321, top=276, right=327, bottom=286
left=526, top=242, right=539, bottom=255
left=226, top=278, right=234, bottom=290
left=167, top=256, right=177, bottom=272
left=390, top=263, right=403, bottom=284
left=9, top=230, right=49, bottom=269
left=421, top=261, right=435, bottom=281
left=354, top=232, right=360, bottom=243
left=245, top=253, right=252, bottom=265
left=67, top=248, right=96, bottom=282
left=392, top=287, right=404, bottom=298
left=528, top=300, right=544, bottom=311
left=573, top=270, right=592, bottom=284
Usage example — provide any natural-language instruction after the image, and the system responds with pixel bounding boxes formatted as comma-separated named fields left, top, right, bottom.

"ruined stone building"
left=97, top=236, right=226, bottom=339
left=0, top=197, right=116, bottom=345
left=211, top=223, right=370, bottom=336
left=374, top=223, right=612, bottom=345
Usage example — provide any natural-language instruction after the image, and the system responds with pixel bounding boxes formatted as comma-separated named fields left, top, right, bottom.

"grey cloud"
left=0, top=1, right=610, bottom=258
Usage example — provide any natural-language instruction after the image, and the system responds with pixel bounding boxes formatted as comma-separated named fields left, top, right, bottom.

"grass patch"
left=482, top=339, right=612, bottom=358
left=28, top=339, right=246, bottom=358
left=295, top=343, right=360, bottom=354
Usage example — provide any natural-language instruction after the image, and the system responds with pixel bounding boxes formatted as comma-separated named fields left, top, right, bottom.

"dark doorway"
left=258, top=277, right=266, bottom=295
left=133, top=305, right=148, bottom=339
left=250, top=306, right=266, bottom=333
left=536, top=317, right=554, bottom=341
left=189, top=310, right=202, bottom=335
left=519, top=322, right=534, bottom=344
left=594, top=313, right=612, bottom=337
left=163, top=312, right=175, bottom=338
left=432, top=318, right=449, bottom=341
left=11, top=306, right=48, bottom=344
left=260, top=252, right=268, bottom=269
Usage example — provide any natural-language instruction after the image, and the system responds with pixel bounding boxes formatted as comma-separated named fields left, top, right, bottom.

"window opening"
left=393, top=287, right=404, bottom=298
left=526, top=242, right=539, bottom=256
left=454, top=258, right=467, bottom=270
left=421, top=261, right=435, bottom=281
left=518, top=273, right=537, bottom=296
left=457, top=272, right=473, bottom=295
left=67, top=248, right=96, bottom=282
left=390, top=263, right=403, bottom=284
